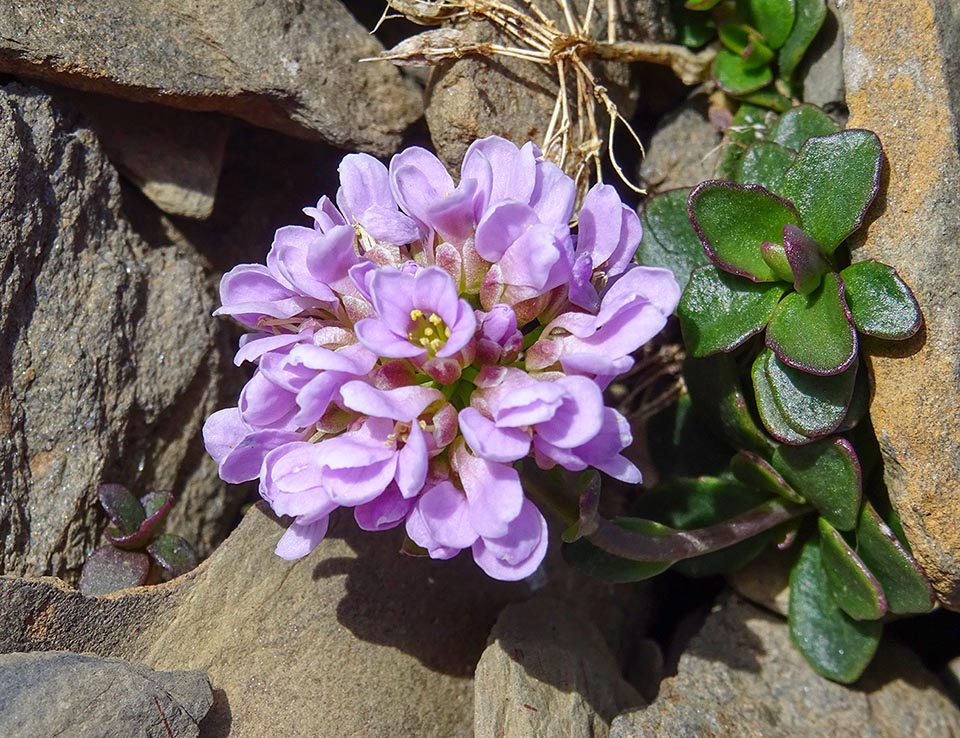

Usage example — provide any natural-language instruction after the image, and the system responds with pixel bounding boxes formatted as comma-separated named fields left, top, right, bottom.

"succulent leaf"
left=778, top=0, right=828, bottom=80
left=147, top=533, right=199, bottom=578
left=765, top=350, right=858, bottom=437
left=751, top=351, right=813, bottom=444
left=563, top=518, right=675, bottom=582
left=714, top=47, right=774, bottom=95
left=840, top=260, right=922, bottom=339
left=818, top=517, right=887, bottom=620
left=637, top=188, right=709, bottom=290
left=782, top=224, right=831, bottom=294
left=97, top=483, right=145, bottom=535
left=747, top=0, right=797, bottom=48
left=731, top=450, right=806, bottom=503
left=735, top=141, right=796, bottom=195
left=769, top=104, right=840, bottom=151
left=79, top=546, right=151, bottom=596
left=771, top=437, right=862, bottom=530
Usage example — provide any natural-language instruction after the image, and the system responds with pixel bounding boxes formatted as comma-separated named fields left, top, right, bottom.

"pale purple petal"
left=203, top=407, right=248, bottom=465
left=474, top=201, right=539, bottom=262
left=303, top=195, right=346, bottom=233
left=337, top=152, right=394, bottom=221
left=275, top=516, right=330, bottom=560
left=534, top=376, right=605, bottom=448
left=416, top=481, right=478, bottom=549
left=472, top=499, right=548, bottom=581
left=457, top=450, right=524, bottom=538
left=340, top=382, right=443, bottom=421
left=355, top=317, right=425, bottom=358
left=498, top=224, right=564, bottom=291
left=495, top=381, right=565, bottom=427
left=395, top=421, right=429, bottom=497
left=405, top=503, right=464, bottom=560
left=577, top=183, right=624, bottom=266
left=530, top=160, right=576, bottom=228
left=234, top=331, right=304, bottom=366
left=462, top=137, right=537, bottom=211
left=354, top=484, right=415, bottom=531
left=260, top=442, right=338, bottom=518
left=458, top=407, right=530, bottom=462
left=219, top=429, right=301, bottom=484
left=215, top=264, right=313, bottom=327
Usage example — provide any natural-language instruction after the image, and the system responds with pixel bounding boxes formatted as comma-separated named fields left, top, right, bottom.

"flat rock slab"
left=0, top=651, right=212, bottom=738
left=0, top=504, right=529, bottom=738
left=839, top=0, right=960, bottom=608
left=474, top=596, right=642, bottom=738
left=0, top=1, right=421, bottom=155
left=612, top=596, right=960, bottom=738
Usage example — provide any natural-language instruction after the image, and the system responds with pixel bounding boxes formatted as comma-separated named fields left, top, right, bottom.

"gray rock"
left=475, top=596, right=643, bottom=738
left=797, top=0, right=846, bottom=111
left=0, top=503, right=530, bottom=738
left=838, top=0, right=960, bottom=609
left=0, top=82, right=239, bottom=580
left=639, top=96, right=722, bottom=192
left=611, top=596, right=960, bottom=738
left=0, top=0, right=421, bottom=155
left=0, top=651, right=212, bottom=738
left=726, top=545, right=795, bottom=617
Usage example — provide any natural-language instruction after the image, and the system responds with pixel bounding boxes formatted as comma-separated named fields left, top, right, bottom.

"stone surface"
left=0, top=0, right=421, bottom=155
left=611, top=595, right=960, bottom=738
left=726, top=546, right=795, bottom=617
left=797, top=0, right=846, bottom=111
left=0, top=503, right=531, bottom=738
left=639, top=95, right=721, bottom=192
left=474, top=596, right=643, bottom=738
left=0, top=651, right=212, bottom=738
left=838, top=0, right=960, bottom=609
left=424, top=0, right=672, bottom=171
left=0, top=82, right=239, bottom=580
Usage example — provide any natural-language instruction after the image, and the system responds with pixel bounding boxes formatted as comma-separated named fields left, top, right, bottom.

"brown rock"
left=838, top=0, right=960, bottom=608
left=0, top=503, right=528, bottom=738
left=0, top=0, right=422, bottom=155
left=612, top=596, right=960, bottom=738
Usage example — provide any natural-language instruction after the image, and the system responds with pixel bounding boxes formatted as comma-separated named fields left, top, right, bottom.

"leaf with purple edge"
left=735, top=141, right=796, bottom=195
left=778, top=0, right=828, bottom=81
left=771, top=437, right=862, bottom=530
left=789, top=539, right=882, bottom=683
left=147, top=533, right=199, bottom=578
left=98, top=483, right=145, bottom=535
left=840, top=260, right=922, bottom=340
left=678, top=265, right=787, bottom=356
left=752, top=350, right=813, bottom=445
left=856, top=502, right=936, bottom=615
left=636, top=189, right=709, bottom=291
left=769, top=104, right=840, bottom=151
left=718, top=23, right=774, bottom=69
left=782, top=130, right=883, bottom=254
left=106, top=491, right=176, bottom=550
left=714, top=48, right=774, bottom=95
left=818, top=517, right=887, bottom=620
left=563, top=518, right=675, bottom=583
left=782, top=224, right=831, bottom=294
left=731, top=450, right=806, bottom=503
left=736, top=86, right=793, bottom=113
left=766, top=272, right=858, bottom=375
left=688, top=181, right=800, bottom=281
left=79, top=546, right=151, bottom=596
left=561, top=470, right=601, bottom=543
left=766, top=350, right=858, bottom=438
left=747, top=0, right=796, bottom=48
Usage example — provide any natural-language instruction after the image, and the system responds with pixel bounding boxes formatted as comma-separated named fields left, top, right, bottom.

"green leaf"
left=766, top=272, right=857, bottom=375
left=765, top=350, right=858, bottom=437
left=79, top=546, right=151, bottom=596
left=636, top=189, right=709, bottom=290
left=734, top=86, right=793, bottom=113
left=684, top=354, right=775, bottom=456
left=106, top=490, right=176, bottom=551
left=718, top=23, right=774, bottom=69
left=835, top=364, right=870, bottom=432
left=782, top=130, right=883, bottom=253
left=147, top=533, right=199, bottom=578
left=685, top=0, right=722, bottom=9
left=731, top=450, right=806, bottom=503
left=560, top=470, right=601, bottom=543
left=716, top=104, right=775, bottom=179
left=779, top=0, right=828, bottom=80
left=771, top=437, right=862, bottom=530
left=734, top=141, right=796, bottom=195
left=97, top=483, right=145, bottom=535
left=818, top=518, right=887, bottom=620
left=856, top=503, right=936, bottom=615
left=769, top=104, right=840, bottom=151
left=789, top=539, right=882, bottom=683
left=840, top=260, right=922, bottom=340
left=563, top=518, right=675, bottom=583
left=714, top=47, right=774, bottom=95
left=782, top=223, right=830, bottom=294
left=679, top=265, right=787, bottom=355
left=689, top=181, right=800, bottom=281
left=751, top=350, right=813, bottom=444
left=747, top=0, right=796, bottom=48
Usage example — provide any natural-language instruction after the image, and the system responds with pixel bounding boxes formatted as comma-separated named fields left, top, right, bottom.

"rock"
left=58, top=89, right=232, bottom=219
left=838, top=0, right=960, bottom=609
left=0, top=503, right=530, bottom=738
left=611, top=595, right=960, bottom=738
left=0, top=82, right=239, bottom=580
left=0, top=651, right=212, bottom=738
left=474, top=596, right=643, bottom=738
left=424, top=1, right=672, bottom=171
left=726, top=545, right=796, bottom=617
left=0, top=0, right=421, bottom=155
left=796, top=0, right=846, bottom=111
left=639, top=96, right=722, bottom=192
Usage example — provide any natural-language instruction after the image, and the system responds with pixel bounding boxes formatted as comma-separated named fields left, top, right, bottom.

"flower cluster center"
left=407, top=309, right=450, bottom=356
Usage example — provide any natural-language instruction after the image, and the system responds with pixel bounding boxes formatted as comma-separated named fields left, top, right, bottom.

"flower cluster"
left=203, top=136, right=680, bottom=580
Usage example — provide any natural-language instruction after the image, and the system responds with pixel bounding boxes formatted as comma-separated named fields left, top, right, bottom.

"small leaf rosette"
left=204, top=136, right=680, bottom=581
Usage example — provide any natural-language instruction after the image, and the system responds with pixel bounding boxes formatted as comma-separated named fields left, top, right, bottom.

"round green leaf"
left=97, top=483, right=145, bottom=535
left=714, top=47, right=774, bottom=95
left=735, top=86, right=793, bottom=112
left=689, top=181, right=800, bottom=281
left=731, top=450, right=806, bottom=503
left=782, top=130, right=883, bottom=254
left=715, top=104, right=776, bottom=179
left=679, top=265, right=787, bottom=355
left=563, top=518, right=675, bottom=583
left=766, top=272, right=858, bottom=375
left=637, top=189, right=709, bottom=290
left=147, top=533, right=199, bottom=578
left=79, top=546, right=151, bottom=596
left=856, top=503, right=936, bottom=615
left=676, top=9, right=717, bottom=48
left=751, top=350, right=812, bottom=444
left=778, top=0, right=828, bottom=80
left=734, top=141, right=796, bottom=195
left=765, top=351, right=858, bottom=437
left=840, top=260, right=922, bottom=340
left=771, top=437, right=862, bottom=530
left=818, top=518, right=887, bottom=620
left=789, top=539, right=882, bottom=683
left=747, top=0, right=796, bottom=48
left=769, top=104, right=840, bottom=151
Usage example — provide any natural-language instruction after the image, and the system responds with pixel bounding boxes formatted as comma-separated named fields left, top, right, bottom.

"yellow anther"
left=428, top=313, right=443, bottom=326
left=443, top=326, right=451, bottom=338
left=419, top=337, right=431, bottom=347
left=429, top=338, right=442, bottom=353
left=410, top=308, right=424, bottom=321
left=423, top=326, right=435, bottom=337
